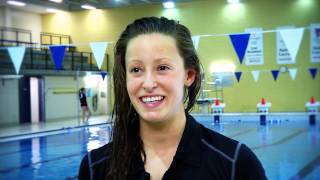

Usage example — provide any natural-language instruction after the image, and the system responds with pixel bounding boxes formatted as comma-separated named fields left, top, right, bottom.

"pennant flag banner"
left=49, top=45, right=67, bottom=71
left=309, top=68, right=318, bottom=79
left=235, top=72, right=242, bottom=82
left=101, top=72, right=107, bottom=80
left=8, top=47, right=26, bottom=74
left=271, top=70, right=279, bottom=81
left=192, top=36, right=200, bottom=50
left=90, top=42, right=109, bottom=70
left=251, top=70, right=260, bottom=82
left=279, top=28, right=304, bottom=62
left=229, top=33, right=251, bottom=64
left=288, top=68, right=297, bottom=80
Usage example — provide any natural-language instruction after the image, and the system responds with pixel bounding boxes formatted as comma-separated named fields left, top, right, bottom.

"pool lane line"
left=0, top=129, right=111, bottom=158
left=0, top=122, right=111, bottom=143
left=290, top=154, right=320, bottom=179
left=251, top=129, right=307, bottom=150
left=228, top=129, right=255, bottom=138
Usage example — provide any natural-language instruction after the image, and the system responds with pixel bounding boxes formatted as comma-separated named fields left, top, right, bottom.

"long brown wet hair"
left=107, top=16, right=201, bottom=180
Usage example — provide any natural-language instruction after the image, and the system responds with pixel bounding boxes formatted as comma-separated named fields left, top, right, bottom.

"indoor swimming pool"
left=0, top=115, right=319, bottom=180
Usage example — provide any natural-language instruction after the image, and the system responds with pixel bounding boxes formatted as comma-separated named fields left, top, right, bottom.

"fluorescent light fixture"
left=227, top=0, right=240, bottom=4
left=46, top=8, right=61, bottom=13
left=81, top=4, right=96, bottom=10
left=163, top=1, right=175, bottom=9
left=49, top=0, right=63, bottom=3
left=7, top=0, right=26, bottom=6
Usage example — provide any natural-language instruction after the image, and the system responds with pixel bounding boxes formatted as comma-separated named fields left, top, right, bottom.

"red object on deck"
left=310, top=96, right=316, bottom=104
left=215, top=99, right=220, bottom=106
left=261, top=98, right=266, bottom=105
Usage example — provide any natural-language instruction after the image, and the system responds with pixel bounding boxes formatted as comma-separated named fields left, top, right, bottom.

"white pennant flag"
left=90, top=42, right=109, bottom=70
left=251, top=70, right=260, bottom=82
left=279, top=28, right=304, bottom=62
left=8, top=47, right=26, bottom=74
left=192, top=36, right=200, bottom=50
left=288, top=68, right=297, bottom=80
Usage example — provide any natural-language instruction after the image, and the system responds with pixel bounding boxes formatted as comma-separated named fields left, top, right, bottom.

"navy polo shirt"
left=79, top=113, right=267, bottom=180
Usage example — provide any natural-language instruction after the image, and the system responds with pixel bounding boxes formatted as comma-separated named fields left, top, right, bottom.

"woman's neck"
left=139, top=107, right=186, bottom=150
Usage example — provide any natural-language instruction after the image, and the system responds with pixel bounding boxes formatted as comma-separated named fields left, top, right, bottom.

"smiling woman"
left=78, top=16, right=267, bottom=180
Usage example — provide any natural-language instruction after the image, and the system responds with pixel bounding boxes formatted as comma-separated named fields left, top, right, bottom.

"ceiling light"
left=7, top=0, right=26, bottom=6
left=46, top=8, right=61, bottom=13
left=81, top=4, right=96, bottom=10
left=162, top=1, right=175, bottom=9
left=49, top=0, right=63, bottom=3
left=227, top=0, right=240, bottom=4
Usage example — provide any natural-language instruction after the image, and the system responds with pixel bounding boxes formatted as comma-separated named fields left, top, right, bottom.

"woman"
left=79, top=17, right=266, bottom=180
left=79, top=87, right=91, bottom=124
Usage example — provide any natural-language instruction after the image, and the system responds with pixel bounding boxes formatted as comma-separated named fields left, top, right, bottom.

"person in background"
left=79, top=16, right=266, bottom=180
left=79, top=87, right=91, bottom=125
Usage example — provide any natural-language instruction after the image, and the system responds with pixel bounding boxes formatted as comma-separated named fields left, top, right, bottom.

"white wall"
left=0, top=7, right=42, bottom=44
left=44, top=76, right=80, bottom=121
left=0, top=78, right=20, bottom=125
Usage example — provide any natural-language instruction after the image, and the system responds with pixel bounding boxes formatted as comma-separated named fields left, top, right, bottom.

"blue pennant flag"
left=235, top=72, right=242, bottom=82
left=309, top=68, right=318, bottom=80
left=229, top=33, right=250, bottom=64
left=271, top=70, right=279, bottom=81
left=49, top=45, right=67, bottom=71
left=101, top=72, right=107, bottom=80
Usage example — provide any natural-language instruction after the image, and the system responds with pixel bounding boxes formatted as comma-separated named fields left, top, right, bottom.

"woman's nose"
left=142, top=72, right=157, bottom=92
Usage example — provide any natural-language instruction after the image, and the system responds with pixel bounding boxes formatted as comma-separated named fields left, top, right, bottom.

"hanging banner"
left=277, top=26, right=295, bottom=64
left=271, top=70, right=279, bottom=81
left=192, top=36, right=200, bottom=50
left=229, top=33, right=251, bottom=64
left=235, top=71, right=242, bottom=82
left=49, top=45, right=67, bottom=72
left=251, top=70, right=260, bottom=82
left=310, top=24, right=320, bottom=63
left=90, top=42, right=109, bottom=70
left=8, top=47, right=26, bottom=74
left=309, top=68, right=318, bottom=79
left=279, top=28, right=304, bottom=63
left=101, top=72, right=107, bottom=80
left=288, top=68, right=297, bottom=80
left=245, top=28, right=264, bottom=65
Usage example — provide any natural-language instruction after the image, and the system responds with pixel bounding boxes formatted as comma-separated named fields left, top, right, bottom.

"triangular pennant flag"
left=309, top=68, right=318, bottom=80
left=101, top=72, right=107, bottom=80
left=90, top=42, right=108, bottom=70
left=288, top=68, right=297, bottom=80
left=229, top=33, right=251, bottom=64
left=271, top=70, right=279, bottom=81
left=8, top=47, right=26, bottom=74
left=279, top=28, right=304, bottom=61
left=251, top=70, right=260, bottom=82
left=49, top=45, right=67, bottom=71
left=192, top=36, right=200, bottom=50
left=235, top=71, right=242, bottom=82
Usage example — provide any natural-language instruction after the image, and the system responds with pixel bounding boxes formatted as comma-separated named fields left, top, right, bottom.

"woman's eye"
left=130, top=67, right=141, bottom=73
left=158, top=65, right=170, bottom=71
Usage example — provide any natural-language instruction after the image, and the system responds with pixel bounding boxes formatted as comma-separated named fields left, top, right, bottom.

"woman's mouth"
left=140, top=96, right=165, bottom=107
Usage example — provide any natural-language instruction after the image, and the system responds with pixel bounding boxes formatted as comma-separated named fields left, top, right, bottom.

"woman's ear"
left=185, top=69, right=196, bottom=87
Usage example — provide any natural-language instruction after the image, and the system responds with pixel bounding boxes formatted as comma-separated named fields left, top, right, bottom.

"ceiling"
left=1, top=0, right=203, bottom=13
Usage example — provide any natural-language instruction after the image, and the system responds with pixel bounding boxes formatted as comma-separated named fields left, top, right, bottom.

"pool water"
left=0, top=116, right=319, bottom=180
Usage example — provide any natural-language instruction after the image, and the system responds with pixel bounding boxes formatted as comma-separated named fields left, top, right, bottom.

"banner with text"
left=245, top=28, right=264, bottom=65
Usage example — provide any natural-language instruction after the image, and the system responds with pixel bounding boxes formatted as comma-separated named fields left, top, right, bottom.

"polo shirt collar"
left=130, top=112, right=202, bottom=176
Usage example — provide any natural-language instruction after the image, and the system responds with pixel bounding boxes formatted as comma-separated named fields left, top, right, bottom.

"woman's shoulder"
left=89, top=142, right=112, bottom=164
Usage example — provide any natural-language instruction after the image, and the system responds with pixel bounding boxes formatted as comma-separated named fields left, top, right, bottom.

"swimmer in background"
left=79, top=87, right=91, bottom=125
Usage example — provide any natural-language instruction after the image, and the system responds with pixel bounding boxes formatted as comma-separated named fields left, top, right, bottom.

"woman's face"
left=125, top=33, right=195, bottom=123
